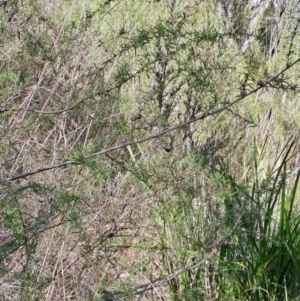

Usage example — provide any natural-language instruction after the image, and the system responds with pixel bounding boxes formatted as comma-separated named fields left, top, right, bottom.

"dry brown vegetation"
left=1, top=0, right=300, bottom=300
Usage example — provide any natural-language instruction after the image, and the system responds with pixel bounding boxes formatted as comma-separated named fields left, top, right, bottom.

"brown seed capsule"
left=162, top=144, right=172, bottom=152
left=130, top=113, right=142, bottom=121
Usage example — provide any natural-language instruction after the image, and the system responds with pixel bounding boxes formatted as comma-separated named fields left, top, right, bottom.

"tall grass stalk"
left=215, top=140, right=300, bottom=300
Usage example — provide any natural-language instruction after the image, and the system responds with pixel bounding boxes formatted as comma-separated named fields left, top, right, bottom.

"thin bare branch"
left=1, top=58, right=300, bottom=183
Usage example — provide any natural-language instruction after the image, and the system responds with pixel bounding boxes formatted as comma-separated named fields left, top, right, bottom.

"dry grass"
left=1, top=0, right=300, bottom=300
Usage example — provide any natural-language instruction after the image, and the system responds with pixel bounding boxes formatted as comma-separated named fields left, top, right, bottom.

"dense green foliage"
left=1, top=0, right=300, bottom=300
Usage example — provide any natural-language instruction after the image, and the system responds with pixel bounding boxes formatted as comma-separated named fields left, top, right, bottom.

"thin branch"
left=0, top=93, right=252, bottom=183
left=1, top=58, right=300, bottom=183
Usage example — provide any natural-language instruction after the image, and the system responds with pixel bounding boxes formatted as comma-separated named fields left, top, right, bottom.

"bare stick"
left=1, top=58, right=300, bottom=183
